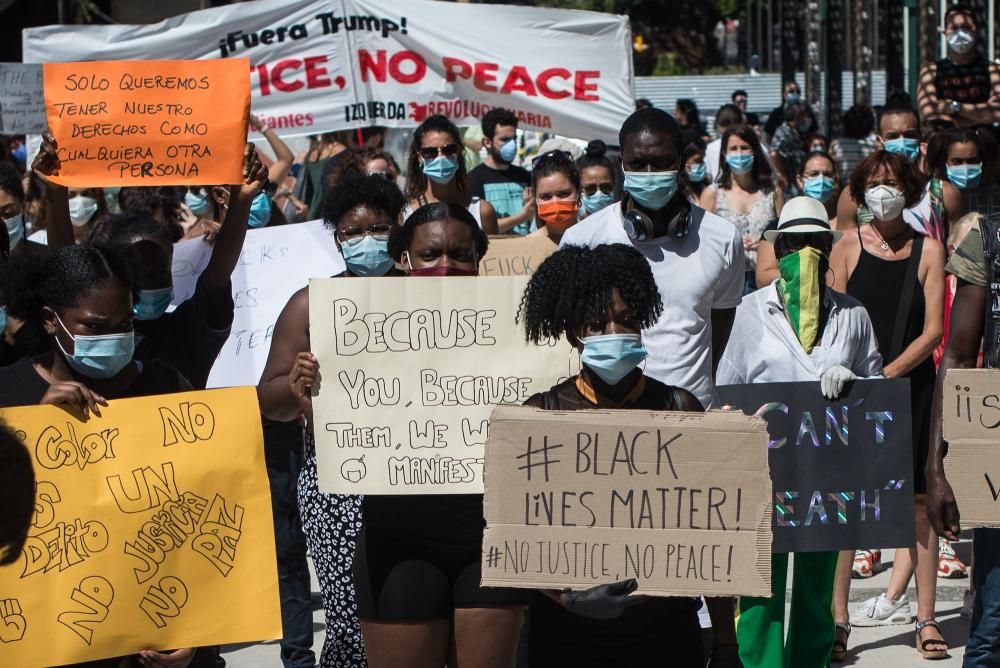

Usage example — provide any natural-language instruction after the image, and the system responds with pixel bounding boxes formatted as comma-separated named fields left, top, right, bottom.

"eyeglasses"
left=418, top=144, right=460, bottom=161
left=582, top=183, right=614, bottom=196
left=339, top=222, right=394, bottom=245
left=532, top=150, right=574, bottom=170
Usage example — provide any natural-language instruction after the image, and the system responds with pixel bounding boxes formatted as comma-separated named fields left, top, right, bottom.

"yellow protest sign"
left=0, top=387, right=280, bottom=666
left=309, top=276, right=573, bottom=495
left=43, top=59, right=250, bottom=187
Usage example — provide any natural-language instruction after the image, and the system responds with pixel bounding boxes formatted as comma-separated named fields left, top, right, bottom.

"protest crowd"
left=1, top=0, right=1000, bottom=667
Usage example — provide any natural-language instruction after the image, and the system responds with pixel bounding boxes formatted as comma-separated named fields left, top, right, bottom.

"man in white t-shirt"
left=561, top=107, right=745, bottom=411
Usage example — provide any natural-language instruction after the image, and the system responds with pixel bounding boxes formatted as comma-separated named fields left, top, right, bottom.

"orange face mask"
left=537, top=199, right=579, bottom=233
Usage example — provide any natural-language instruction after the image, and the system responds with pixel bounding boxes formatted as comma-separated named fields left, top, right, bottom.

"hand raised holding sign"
left=31, top=132, right=61, bottom=180
left=30, top=132, right=74, bottom=250
left=288, top=352, right=320, bottom=426
left=41, top=381, right=108, bottom=418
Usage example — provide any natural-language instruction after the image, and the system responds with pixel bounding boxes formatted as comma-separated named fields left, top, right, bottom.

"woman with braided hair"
left=518, top=243, right=737, bottom=667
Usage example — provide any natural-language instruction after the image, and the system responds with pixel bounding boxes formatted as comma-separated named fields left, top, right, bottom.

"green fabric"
left=737, top=551, right=839, bottom=668
left=947, top=219, right=987, bottom=287
left=777, top=247, right=823, bottom=353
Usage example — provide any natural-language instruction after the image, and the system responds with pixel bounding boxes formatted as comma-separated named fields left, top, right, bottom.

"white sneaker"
left=850, top=593, right=913, bottom=626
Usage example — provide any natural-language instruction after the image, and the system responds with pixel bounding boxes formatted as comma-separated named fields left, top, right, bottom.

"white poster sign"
left=0, top=63, right=46, bottom=134
left=23, top=0, right=633, bottom=143
left=172, top=220, right=345, bottom=388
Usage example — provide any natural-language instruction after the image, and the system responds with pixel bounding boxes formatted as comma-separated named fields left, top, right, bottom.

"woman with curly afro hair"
left=518, top=243, right=722, bottom=667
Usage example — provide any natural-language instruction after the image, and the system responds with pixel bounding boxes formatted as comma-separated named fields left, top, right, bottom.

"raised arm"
left=29, top=133, right=73, bottom=249
left=250, top=114, right=295, bottom=185
left=196, top=144, right=268, bottom=326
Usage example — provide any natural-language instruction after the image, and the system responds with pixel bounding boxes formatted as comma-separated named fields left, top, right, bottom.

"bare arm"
left=953, top=64, right=1000, bottom=125
left=258, top=287, right=311, bottom=422
left=197, top=144, right=267, bottom=326
left=883, top=240, right=945, bottom=378
left=29, top=133, right=73, bottom=249
left=926, top=279, right=986, bottom=540
left=250, top=115, right=295, bottom=185
left=478, top=199, right=499, bottom=236
left=699, top=185, right=717, bottom=213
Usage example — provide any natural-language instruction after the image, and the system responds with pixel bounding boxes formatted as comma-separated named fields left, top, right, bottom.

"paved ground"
left=223, top=547, right=975, bottom=666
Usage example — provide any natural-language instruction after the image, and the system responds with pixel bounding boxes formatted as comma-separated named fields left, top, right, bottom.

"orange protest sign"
left=43, top=59, right=250, bottom=187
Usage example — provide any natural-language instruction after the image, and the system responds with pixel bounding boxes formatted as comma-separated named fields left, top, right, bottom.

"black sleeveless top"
left=934, top=57, right=993, bottom=104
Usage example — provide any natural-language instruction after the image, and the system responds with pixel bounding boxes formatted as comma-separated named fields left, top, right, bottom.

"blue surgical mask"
left=55, top=313, right=134, bottom=380
left=0, top=306, right=7, bottom=334
left=248, top=192, right=272, bottom=228
left=422, top=155, right=459, bottom=185
left=726, top=153, right=755, bottom=175
left=884, top=138, right=920, bottom=162
left=498, top=139, right=517, bottom=163
left=803, top=175, right=836, bottom=202
left=185, top=190, right=211, bottom=216
left=581, top=333, right=648, bottom=386
left=786, top=93, right=802, bottom=104
left=4, top=213, right=24, bottom=250
left=133, top=287, right=174, bottom=321
left=623, top=170, right=678, bottom=211
left=687, top=162, right=707, bottom=183
left=946, top=163, right=982, bottom=190
left=581, top=191, right=614, bottom=214
left=342, top=236, right=394, bottom=277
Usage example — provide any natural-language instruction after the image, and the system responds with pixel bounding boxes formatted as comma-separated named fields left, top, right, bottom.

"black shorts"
left=353, top=522, right=528, bottom=621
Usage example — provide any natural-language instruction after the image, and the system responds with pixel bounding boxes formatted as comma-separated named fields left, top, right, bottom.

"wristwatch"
left=950, top=100, right=961, bottom=114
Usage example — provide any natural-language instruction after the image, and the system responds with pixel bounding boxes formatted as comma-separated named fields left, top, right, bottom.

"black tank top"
left=846, top=231, right=928, bottom=369
left=934, top=57, right=993, bottom=104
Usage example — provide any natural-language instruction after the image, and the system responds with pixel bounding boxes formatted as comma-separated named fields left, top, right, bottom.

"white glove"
left=820, top=364, right=857, bottom=399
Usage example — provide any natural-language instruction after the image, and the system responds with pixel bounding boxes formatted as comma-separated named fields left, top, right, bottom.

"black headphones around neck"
left=621, top=195, right=691, bottom=241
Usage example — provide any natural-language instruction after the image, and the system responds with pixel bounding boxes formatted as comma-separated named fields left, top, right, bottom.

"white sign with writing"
left=172, top=220, right=345, bottom=388
left=0, top=63, right=46, bottom=134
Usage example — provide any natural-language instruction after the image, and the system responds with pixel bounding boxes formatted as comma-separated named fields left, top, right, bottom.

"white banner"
left=23, top=0, right=634, bottom=143
left=171, top=220, right=345, bottom=388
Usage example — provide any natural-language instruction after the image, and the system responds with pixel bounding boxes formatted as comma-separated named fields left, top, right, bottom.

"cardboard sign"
left=170, top=220, right=345, bottom=388
left=943, top=369, right=1000, bottom=527
left=309, top=276, right=572, bottom=495
left=0, top=63, right=46, bottom=134
left=0, top=388, right=280, bottom=665
left=481, top=406, right=772, bottom=597
left=24, top=0, right=633, bottom=144
left=42, top=59, right=250, bottom=187
left=480, top=235, right=556, bottom=277
left=716, top=380, right=915, bottom=553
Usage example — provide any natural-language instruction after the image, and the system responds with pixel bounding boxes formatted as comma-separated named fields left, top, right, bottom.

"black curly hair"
left=322, top=174, right=405, bottom=231
left=0, top=161, right=24, bottom=204
left=518, top=244, right=662, bottom=344
left=16, top=245, right=136, bottom=319
left=387, top=202, right=488, bottom=262
left=86, top=212, right=173, bottom=249
left=0, top=422, right=34, bottom=565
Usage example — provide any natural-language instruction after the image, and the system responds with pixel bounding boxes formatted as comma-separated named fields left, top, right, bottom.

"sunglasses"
left=339, top=222, right=394, bottom=245
left=532, top=149, right=574, bottom=170
left=582, top=183, right=614, bottom=196
left=418, top=144, right=460, bottom=161
left=781, top=232, right=833, bottom=253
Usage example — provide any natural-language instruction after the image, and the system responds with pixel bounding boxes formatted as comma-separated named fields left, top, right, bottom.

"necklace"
left=870, top=221, right=911, bottom=251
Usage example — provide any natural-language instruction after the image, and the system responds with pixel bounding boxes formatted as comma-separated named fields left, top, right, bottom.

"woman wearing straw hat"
left=717, top=196, right=884, bottom=668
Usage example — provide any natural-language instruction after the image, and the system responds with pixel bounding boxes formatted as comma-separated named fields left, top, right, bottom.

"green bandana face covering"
left=777, top=246, right=823, bottom=353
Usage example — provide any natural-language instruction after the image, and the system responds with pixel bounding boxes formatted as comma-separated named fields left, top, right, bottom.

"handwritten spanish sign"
left=716, top=380, right=914, bottom=553
left=0, top=63, right=46, bottom=134
left=171, top=220, right=345, bottom=388
left=943, top=369, right=1000, bottom=527
left=309, top=276, right=572, bottom=494
left=480, top=235, right=556, bottom=277
left=42, top=59, right=249, bottom=187
left=0, top=387, right=280, bottom=666
left=481, top=406, right=772, bottom=597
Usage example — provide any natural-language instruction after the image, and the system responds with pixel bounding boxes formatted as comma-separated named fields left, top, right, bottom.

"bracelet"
left=259, top=124, right=272, bottom=135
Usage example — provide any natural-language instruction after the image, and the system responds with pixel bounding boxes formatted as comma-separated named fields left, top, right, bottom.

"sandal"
left=915, top=619, right=948, bottom=660
left=831, top=622, right=851, bottom=662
